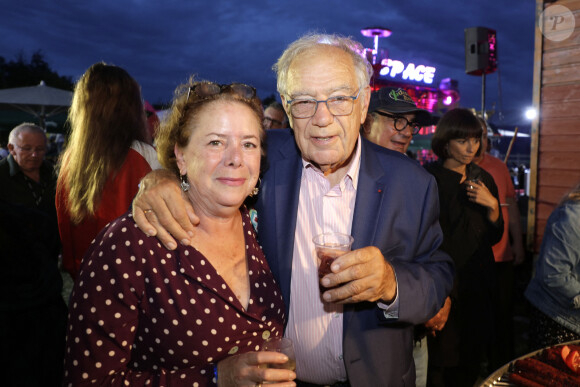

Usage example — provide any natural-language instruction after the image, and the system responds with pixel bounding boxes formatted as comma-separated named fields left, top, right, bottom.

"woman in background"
left=424, top=108, right=503, bottom=387
left=525, top=183, right=580, bottom=350
left=56, top=62, right=160, bottom=279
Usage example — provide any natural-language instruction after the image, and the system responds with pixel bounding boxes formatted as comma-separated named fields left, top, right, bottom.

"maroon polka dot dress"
left=63, top=207, right=285, bottom=386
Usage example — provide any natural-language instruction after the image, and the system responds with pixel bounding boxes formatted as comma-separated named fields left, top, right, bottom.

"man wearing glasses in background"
left=133, top=33, right=453, bottom=386
left=363, top=87, right=445, bottom=387
left=0, top=123, right=67, bottom=386
left=362, top=87, right=431, bottom=155
left=263, top=100, right=289, bottom=129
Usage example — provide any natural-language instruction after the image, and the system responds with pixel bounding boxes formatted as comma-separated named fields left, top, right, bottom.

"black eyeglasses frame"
left=375, top=111, right=422, bottom=135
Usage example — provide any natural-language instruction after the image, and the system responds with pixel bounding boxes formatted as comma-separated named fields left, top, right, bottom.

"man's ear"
left=360, top=86, right=371, bottom=125
left=7, top=144, right=16, bottom=155
left=362, top=114, right=373, bottom=135
left=280, top=94, right=293, bottom=129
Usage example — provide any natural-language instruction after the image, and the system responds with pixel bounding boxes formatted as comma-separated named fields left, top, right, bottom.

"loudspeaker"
left=465, top=27, right=498, bottom=75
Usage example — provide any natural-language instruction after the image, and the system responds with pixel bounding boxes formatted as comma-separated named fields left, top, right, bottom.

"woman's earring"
left=180, top=174, right=190, bottom=192
left=249, top=178, right=261, bottom=197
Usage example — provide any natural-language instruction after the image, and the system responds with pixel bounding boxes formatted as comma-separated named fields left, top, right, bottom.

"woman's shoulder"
left=423, top=160, right=457, bottom=182
left=240, top=205, right=259, bottom=236
left=130, top=140, right=162, bottom=170
left=423, top=160, right=441, bottom=173
left=85, top=211, right=153, bottom=257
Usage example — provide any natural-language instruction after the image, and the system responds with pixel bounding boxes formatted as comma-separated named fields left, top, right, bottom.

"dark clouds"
left=0, top=0, right=534, bottom=124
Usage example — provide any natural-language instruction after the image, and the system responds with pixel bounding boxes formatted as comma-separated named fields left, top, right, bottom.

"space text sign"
left=378, top=58, right=436, bottom=84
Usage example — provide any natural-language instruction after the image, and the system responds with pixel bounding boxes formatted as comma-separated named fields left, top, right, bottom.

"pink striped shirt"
left=285, top=137, right=361, bottom=384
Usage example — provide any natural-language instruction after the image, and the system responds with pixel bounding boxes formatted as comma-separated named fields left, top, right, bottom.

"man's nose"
left=400, top=125, right=413, bottom=137
left=311, top=101, right=333, bottom=126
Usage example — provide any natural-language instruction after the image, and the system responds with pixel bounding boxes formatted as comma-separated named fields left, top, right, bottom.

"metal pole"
left=504, top=127, right=519, bottom=163
left=39, top=105, right=46, bottom=130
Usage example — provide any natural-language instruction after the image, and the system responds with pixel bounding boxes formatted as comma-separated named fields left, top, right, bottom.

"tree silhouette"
left=0, top=50, right=74, bottom=90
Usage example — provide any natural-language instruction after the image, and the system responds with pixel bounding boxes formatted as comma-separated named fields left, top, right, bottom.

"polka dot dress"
left=63, top=207, right=285, bottom=386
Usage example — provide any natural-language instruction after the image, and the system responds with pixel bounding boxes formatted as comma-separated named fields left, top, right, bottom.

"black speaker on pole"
left=465, top=27, right=498, bottom=75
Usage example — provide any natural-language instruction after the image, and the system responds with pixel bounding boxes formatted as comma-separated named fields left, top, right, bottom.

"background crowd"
left=0, top=32, right=578, bottom=387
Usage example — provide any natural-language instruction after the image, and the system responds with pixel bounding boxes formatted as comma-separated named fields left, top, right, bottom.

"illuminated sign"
left=378, top=58, right=436, bottom=84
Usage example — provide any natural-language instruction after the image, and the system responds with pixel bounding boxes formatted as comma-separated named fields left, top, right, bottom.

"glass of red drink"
left=312, top=232, right=354, bottom=293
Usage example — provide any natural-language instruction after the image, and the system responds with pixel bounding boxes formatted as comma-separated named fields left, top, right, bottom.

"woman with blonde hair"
left=56, top=62, right=160, bottom=279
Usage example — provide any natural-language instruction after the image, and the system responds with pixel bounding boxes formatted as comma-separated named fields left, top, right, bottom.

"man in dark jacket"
left=0, top=123, right=67, bottom=387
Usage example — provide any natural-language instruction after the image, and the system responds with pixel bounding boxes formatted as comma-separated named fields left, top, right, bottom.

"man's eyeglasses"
left=264, top=117, right=284, bottom=127
left=375, top=111, right=422, bottom=135
left=187, top=82, right=256, bottom=102
left=286, top=88, right=361, bottom=119
left=13, top=144, right=46, bottom=154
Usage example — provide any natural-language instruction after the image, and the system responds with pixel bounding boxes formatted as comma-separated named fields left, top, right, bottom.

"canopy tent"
left=0, top=81, right=72, bottom=129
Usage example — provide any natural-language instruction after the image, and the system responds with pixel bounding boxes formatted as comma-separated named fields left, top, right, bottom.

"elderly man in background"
left=133, top=33, right=453, bottom=386
left=0, top=123, right=67, bottom=386
left=362, top=87, right=439, bottom=387
left=362, top=87, right=431, bottom=154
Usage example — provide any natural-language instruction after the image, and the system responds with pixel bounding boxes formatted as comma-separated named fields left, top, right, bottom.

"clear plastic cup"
left=312, top=232, right=354, bottom=293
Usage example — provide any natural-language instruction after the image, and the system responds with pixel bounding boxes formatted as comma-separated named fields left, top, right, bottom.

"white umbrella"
left=0, top=80, right=72, bottom=128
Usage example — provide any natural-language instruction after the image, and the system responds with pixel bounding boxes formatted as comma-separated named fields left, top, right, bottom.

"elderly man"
left=0, top=123, right=67, bottom=386
left=133, top=33, right=453, bottom=386
left=362, top=87, right=431, bottom=154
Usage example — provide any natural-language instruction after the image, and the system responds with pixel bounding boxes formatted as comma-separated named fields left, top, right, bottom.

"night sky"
left=1, top=0, right=535, bottom=125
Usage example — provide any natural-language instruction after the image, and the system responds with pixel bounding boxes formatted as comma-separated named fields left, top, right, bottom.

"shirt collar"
left=6, top=154, right=21, bottom=177
left=301, top=134, right=361, bottom=189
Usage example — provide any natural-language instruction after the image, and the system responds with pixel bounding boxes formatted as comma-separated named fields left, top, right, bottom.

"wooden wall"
left=530, top=0, right=580, bottom=251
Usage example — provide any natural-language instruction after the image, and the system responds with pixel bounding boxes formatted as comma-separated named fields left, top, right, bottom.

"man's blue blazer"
left=255, top=129, right=454, bottom=386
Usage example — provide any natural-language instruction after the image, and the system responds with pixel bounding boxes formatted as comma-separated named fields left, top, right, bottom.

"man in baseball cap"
left=362, top=87, right=433, bottom=386
left=363, top=87, right=432, bottom=154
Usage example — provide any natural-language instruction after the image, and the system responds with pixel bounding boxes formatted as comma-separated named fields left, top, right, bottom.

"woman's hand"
left=132, top=169, right=199, bottom=250
left=466, top=180, right=500, bottom=223
left=424, top=296, right=451, bottom=336
left=217, top=351, right=296, bottom=387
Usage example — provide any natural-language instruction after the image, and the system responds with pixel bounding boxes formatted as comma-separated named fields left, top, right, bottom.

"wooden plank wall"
left=533, top=0, right=580, bottom=251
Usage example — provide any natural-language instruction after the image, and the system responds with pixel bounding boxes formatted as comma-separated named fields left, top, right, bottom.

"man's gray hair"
left=273, top=33, right=373, bottom=97
left=8, top=122, right=46, bottom=145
